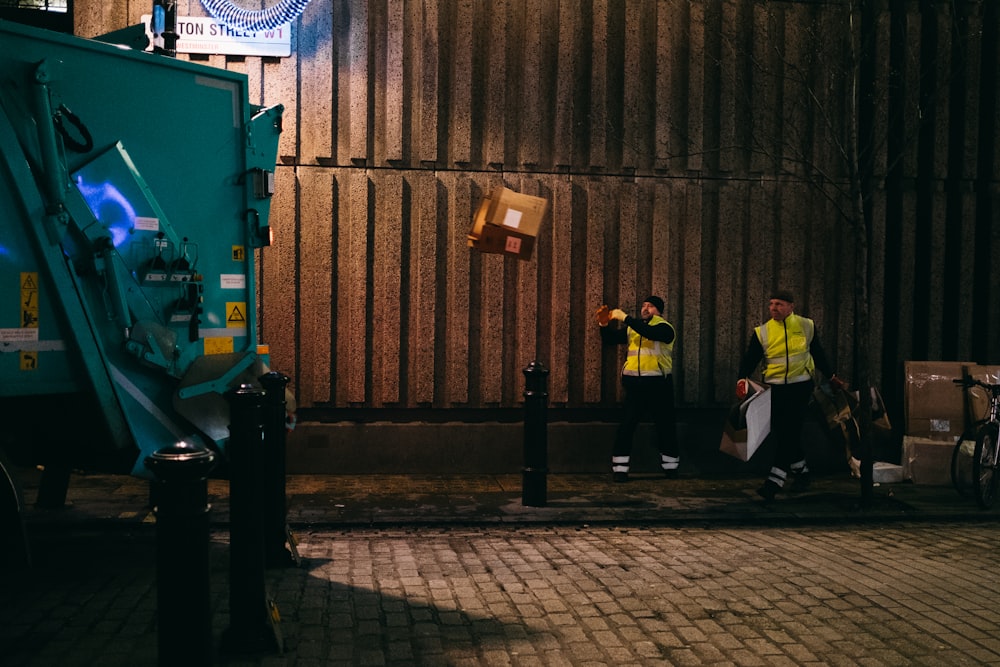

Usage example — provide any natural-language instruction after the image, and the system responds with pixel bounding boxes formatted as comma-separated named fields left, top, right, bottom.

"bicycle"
left=952, top=377, right=1000, bottom=509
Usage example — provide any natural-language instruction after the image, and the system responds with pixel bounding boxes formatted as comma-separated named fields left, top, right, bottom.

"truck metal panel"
left=0, top=19, right=283, bottom=477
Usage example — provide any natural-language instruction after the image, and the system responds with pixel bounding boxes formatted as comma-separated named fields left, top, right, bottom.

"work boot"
left=663, top=469, right=678, bottom=480
left=756, top=480, right=780, bottom=501
left=788, top=471, right=811, bottom=493
left=613, top=472, right=629, bottom=483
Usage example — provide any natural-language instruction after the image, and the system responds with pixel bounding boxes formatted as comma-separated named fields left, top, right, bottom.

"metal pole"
left=522, top=360, right=549, bottom=507
left=220, top=383, right=282, bottom=655
left=145, top=443, right=216, bottom=667
left=258, top=371, right=298, bottom=568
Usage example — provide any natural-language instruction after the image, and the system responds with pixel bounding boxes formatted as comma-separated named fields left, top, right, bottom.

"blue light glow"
left=75, top=175, right=136, bottom=248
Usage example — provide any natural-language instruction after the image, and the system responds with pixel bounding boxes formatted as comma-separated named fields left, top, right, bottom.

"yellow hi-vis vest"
left=622, top=315, right=674, bottom=377
left=755, top=313, right=815, bottom=384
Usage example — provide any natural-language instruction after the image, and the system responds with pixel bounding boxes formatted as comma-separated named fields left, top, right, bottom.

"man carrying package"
left=736, top=289, right=846, bottom=501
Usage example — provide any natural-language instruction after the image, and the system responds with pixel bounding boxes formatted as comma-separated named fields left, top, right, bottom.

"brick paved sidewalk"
left=5, top=521, right=1000, bottom=666
left=7, top=462, right=1000, bottom=666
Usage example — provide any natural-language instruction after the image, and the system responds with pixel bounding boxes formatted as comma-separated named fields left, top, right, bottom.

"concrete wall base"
left=286, top=412, right=871, bottom=477
left=284, top=417, right=834, bottom=476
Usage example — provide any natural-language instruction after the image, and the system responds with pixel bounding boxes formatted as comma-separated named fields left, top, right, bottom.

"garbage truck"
left=0, top=18, right=285, bottom=520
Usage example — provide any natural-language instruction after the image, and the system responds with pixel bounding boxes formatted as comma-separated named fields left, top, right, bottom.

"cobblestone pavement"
left=5, top=520, right=1000, bottom=666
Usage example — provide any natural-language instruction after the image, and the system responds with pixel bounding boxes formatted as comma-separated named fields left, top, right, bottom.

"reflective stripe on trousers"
left=612, top=454, right=679, bottom=473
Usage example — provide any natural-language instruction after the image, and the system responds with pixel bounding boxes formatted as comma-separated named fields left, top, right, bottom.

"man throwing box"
left=598, top=296, right=680, bottom=482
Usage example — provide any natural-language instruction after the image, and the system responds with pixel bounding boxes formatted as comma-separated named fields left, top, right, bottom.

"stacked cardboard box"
left=468, top=186, right=548, bottom=261
left=901, top=436, right=954, bottom=485
left=903, top=360, right=970, bottom=441
left=965, top=364, right=1000, bottom=423
left=901, top=360, right=975, bottom=485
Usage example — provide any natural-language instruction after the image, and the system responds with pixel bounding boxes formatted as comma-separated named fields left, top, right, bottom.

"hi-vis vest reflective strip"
left=755, top=313, right=815, bottom=384
left=622, top=315, right=674, bottom=377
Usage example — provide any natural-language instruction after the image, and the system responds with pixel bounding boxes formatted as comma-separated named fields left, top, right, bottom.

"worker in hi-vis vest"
left=597, top=295, right=681, bottom=483
left=736, top=289, right=847, bottom=501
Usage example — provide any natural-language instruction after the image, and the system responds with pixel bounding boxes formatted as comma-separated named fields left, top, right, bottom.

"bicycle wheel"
left=972, top=423, right=1000, bottom=509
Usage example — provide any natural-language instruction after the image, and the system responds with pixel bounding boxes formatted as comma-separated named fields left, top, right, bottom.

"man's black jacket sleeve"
left=602, top=317, right=675, bottom=346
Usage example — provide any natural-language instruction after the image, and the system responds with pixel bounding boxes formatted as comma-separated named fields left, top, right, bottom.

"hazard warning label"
left=21, top=271, right=38, bottom=371
left=226, top=302, right=247, bottom=328
left=21, top=272, right=38, bottom=329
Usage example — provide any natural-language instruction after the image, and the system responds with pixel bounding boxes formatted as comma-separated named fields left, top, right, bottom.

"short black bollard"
left=522, top=360, right=549, bottom=507
left=258, top=371, right=299, bottom=568
left=145, top=443, right=216, bottom=667
left=220, top=383, right=282, bottom=655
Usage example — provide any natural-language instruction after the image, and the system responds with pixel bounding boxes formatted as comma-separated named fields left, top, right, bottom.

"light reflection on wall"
left=75, top=175, right=136, bottom=248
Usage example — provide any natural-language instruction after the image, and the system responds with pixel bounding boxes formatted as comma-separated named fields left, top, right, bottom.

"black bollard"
left=522, top=360, right=549, bottom=507
left=220, top=383, right=282, bottom=655
left=145, top=443, right=216, bottom=667
left=258, top=371, right=299, bottom=568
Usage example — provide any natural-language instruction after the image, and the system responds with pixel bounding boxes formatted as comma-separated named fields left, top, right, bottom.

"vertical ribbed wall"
left=78, top=0, right=1000, bottom=415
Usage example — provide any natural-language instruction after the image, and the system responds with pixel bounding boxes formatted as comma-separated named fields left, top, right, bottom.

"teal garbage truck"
left=0, top=19, right=285, bottom=515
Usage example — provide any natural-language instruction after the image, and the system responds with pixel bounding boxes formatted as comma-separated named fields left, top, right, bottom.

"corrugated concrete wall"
left=76, top=1, right=1000, bottom=432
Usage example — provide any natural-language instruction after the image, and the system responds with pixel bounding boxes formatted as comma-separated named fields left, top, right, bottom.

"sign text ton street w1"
left=141, top=15, right=291, bottom=58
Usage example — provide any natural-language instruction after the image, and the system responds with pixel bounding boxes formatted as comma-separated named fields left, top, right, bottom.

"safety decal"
left=20, top=352, right=37, bottom=370
left=220, top=273, right=246, bottom=289
left=232, top=245, right=246, bottom=261
left=204, top=337, right=234, bottom=355
left=21, top=272, right=38, bottom=370
left=226, top=302, right=247, bottom=327
left=21, top=272, right=38, bottom=327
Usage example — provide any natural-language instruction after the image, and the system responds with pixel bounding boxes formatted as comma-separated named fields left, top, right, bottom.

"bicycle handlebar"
left=953, top=377, right=1000, bottom=394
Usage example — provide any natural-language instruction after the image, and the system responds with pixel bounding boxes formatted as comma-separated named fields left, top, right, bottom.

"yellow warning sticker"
left=204, top=337, right=234, bottom=355
left=20, top=272, right=38, bottom=370
left=21, top=271, right=38, bottom=330
left=20, top=352, right=37, bottom=370
left=232, top=246, right=246, bottom=261
left=20, top=310, right=38, bottom=328
left=226, top=302, right=247, bottom=327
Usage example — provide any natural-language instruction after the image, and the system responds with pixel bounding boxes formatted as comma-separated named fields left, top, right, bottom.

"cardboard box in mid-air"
left=468, top=186, right=548, bottom=261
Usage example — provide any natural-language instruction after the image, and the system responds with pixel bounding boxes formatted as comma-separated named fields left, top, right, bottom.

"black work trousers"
left=768, top=380, right=814, bottom=474
left=613, top=374, right=679, bottom=461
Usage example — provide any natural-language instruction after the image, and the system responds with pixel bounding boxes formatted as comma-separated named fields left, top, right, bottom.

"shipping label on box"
left=905, top=417, right=960, bottom=441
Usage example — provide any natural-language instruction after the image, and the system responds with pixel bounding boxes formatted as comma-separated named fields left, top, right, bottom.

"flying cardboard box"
left=483, top=186, right=547, bottom=236
left=467, top=219, right=536, bottom=259
left=467, top=187, right=547, bottom=261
